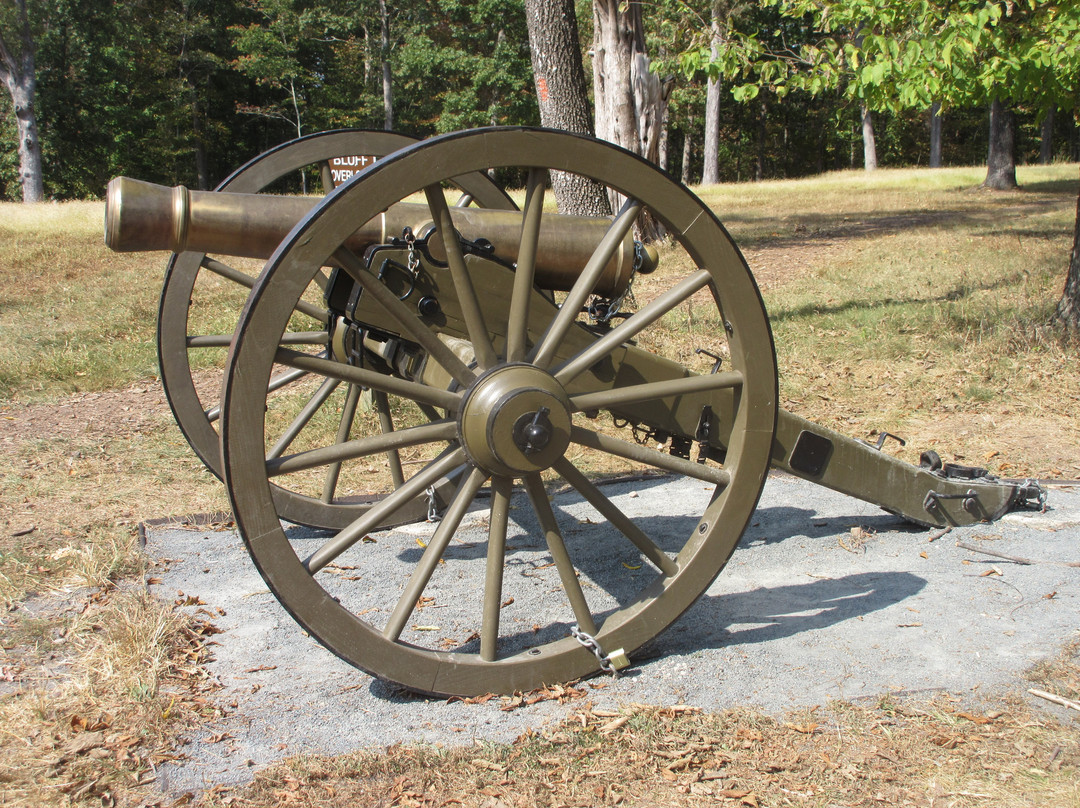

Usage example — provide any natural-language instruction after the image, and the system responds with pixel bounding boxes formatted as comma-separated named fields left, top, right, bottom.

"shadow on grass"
left=768, top=268, right=1034, bottom=325
left=725, top=190, right=1074, bottom=253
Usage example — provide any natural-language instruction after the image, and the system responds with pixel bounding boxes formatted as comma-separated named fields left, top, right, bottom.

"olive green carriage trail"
left=104, top=127, right=1046, bottom=698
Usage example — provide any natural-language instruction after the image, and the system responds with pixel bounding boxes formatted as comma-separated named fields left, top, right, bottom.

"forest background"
left=2, top=0, right=1078, bottom=203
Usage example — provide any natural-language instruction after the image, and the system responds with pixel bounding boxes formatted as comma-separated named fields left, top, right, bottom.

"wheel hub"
left=459, top=364, right=572, bottom=476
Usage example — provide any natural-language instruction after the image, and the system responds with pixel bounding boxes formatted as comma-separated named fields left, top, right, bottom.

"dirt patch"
left=1, top=382, right=172, bottom=446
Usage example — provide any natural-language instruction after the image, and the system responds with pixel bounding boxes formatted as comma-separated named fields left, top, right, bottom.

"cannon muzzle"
left=105, top=177, right=657, bottom=295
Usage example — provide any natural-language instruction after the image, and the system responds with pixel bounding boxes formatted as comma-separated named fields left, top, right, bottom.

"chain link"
left=403, top=227, right=420, bottom=277
left=586, top=241, right=644, bottom=325
left=1017, top=478, right=1048, bottom=512
left=425, top=486, right=441, bottom=523
left=570, top=624, right=619, bottom=676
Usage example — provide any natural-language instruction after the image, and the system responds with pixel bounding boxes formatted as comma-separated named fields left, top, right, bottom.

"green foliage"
left=2, top=0, right=1076, bottom=199
left=393, top=0, right=537, bottom=134
left=707, top=0, right=1080, bottom=116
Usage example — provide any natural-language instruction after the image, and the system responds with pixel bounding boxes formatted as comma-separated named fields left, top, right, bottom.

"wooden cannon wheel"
left=157, top=129, right=516, bottom=529
left=220, top=128, right=778, bottom=696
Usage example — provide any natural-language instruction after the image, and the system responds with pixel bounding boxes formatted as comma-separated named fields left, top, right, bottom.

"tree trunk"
left=591, top=0, right=670, bottom=237
left=984, top=98, right=1017, bottom=190
left=701, top=1, right=723, bottom=186
left=861, top=105, right=878, bottom=171
left=658, top=117, right=668, bottom=172
left=379, top=0, right=393, bottom=131
left=680, top=131, right=692, bottom=185
left=1040, top=106, right=1055, bottom=165
left=0, top=0, right=45, bottom=203
left=929, top=101, right=942, bottom=168
left=1053, top=168, right=1080, bottom=332
left=523, top=0, right=610, bottom=216
left=754, top=98, right=766, bottom=181
left=591, top=0, right=671, bottom=163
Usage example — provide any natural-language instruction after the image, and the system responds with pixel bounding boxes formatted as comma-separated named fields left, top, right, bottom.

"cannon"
left=107, top=127, right=1044, bottom=697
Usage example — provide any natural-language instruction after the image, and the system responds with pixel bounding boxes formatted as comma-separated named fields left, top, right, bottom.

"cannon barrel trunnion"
left=106, top=127, right=1044, bottom=697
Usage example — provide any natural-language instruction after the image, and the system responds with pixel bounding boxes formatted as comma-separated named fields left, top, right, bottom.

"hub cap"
left=458, top=364, right=572, bottom=476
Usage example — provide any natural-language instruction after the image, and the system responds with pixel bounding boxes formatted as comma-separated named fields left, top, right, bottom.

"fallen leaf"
left=930, top=734, right=962, bottom=749
left=600, top=715, right=630, bottom=734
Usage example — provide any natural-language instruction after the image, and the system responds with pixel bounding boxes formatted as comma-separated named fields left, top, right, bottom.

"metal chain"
left=1017, top=478, right=1048, bottom=512
left=403, top=227, right=420, bottom=277
left=612, top=416, right=660, bottom=447
left=425, top=486, right=441, bottom=523
left=586, top=241, right=644, bottom=325
left=570, top=624, right=619, bottom=677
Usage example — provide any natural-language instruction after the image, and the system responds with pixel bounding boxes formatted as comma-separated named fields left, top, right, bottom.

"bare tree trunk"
left=592, top=0, right=670, bottom=238
left=591, top=0, right=670, bottom=163
left=984, top=98, right=1017, bottom=190
left=1054, top=168, right=1080, bottom=332
left=379, top=0, right=393, bottom=131
left=701, top=1, right=723, bottom=185
left=929, top=101, right=942, bottom=168
left=861, top=105, right=878, bottom=171
left=658, top=117, right=668, bottom=172
left=680, top=131, right=692, bottom=185
left=524, top=0, right=610, bottom=216
left=0, top=0, right=45, bottom=203
left=1041, top=106, right=1055, bottom=165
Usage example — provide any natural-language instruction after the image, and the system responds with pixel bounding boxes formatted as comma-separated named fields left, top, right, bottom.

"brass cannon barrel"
left=104, top=177, right=657, bottom=295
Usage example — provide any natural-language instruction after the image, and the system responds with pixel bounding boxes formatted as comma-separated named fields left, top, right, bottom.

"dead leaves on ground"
left=205, top=689, right=1080, bottom=808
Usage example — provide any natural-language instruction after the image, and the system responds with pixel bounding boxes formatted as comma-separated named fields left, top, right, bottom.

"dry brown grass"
left=202, top=690, right=1078, bottom=808
left=1, top=164, right=1078, bottom=806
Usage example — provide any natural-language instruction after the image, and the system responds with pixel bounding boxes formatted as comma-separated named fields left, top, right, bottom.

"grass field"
left=0, top=164, right=1077, bottom=806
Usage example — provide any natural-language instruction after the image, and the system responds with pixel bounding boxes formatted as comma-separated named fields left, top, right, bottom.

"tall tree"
left=1057, top=169, right=1080, bottom=332
left=229, top=0, right=333, bottom=139
left=392, top=0, right=536, bottom=134
left=523, top=0, right=608, bottom=215
left=592, top=0, right=671, bottom=237
left=861, top=104, right=877, bottom=170
left=984, top=97, right=1016, bottom=189
left=1039, top=106, right=1054, bottom=165
left=701, top=0, right=725, bottom=185
left=0, top=0, right=43, bottom=202
left=929, top=100, right=942, bottom=167
left=378, top=0, right=392, bottom=129
left=591, top=0, right=670, bottom=166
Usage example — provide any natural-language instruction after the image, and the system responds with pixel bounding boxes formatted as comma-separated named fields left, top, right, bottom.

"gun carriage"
left=106, top=128, right=1044, bottom=697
